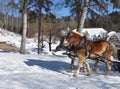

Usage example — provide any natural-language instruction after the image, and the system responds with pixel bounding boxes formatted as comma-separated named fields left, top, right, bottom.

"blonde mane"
left=72, top=30, right=84, bottom=37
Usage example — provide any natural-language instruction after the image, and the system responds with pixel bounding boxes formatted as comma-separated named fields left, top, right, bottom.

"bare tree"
left=0, top=0, right=9, bottom=28
left=20, top=0, right=29, bottom=54
left=7, top=0, right=18, bottom=31
left=38, top=4, right=42, bottom=54
left=78, top=0, right=89, bottom=32
left=46, top=13, right=56, bottom=51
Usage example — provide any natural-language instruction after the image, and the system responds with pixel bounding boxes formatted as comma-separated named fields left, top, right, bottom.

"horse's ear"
left=67, top=27, right=71, bottom=33
left=67, top=27, right=73, bottom=34
left=67, top=27, right=69, bottom=31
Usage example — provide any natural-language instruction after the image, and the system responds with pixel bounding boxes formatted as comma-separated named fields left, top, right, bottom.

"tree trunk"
left=4, top=7, right=9, bottom=30
left=20, top=0, right=28, bottom=54
left=76, top=0, right=82, bottom=31
left=38, top=7, right=42, bottom=54
left=78, top=0, right=89, bottom=32
left=11, top=8, right=14, bottom=31
left=49, top=28, right=52, bottom=51
left=48, top=18, right=52, bottom=51
left=41, top=30, right=44, bottom=51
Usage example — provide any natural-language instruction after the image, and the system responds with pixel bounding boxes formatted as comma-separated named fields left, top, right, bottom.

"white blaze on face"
left=63, top=37, right=69, bottom=46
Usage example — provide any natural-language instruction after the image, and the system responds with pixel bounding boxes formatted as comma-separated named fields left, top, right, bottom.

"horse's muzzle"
left=63, top=40, right=69, bottom=46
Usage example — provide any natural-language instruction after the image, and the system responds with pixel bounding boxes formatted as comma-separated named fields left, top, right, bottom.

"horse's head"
left=62, top=29, right=84, bottom=47
left=55, top=36, right=69, bottom=52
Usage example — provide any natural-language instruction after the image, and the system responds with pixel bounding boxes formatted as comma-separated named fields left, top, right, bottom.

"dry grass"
left=0, top=42, right=19, bottom=51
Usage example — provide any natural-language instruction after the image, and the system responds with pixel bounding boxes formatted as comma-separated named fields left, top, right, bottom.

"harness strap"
left=75, top=35, right=88, bottom=56
left=62, top=51, right=77, bottom=58
left=66, top=34, right=113, bottom=63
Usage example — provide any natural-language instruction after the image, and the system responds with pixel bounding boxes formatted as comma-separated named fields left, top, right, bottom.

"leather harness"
left=65, top=35, right=113, bottom=63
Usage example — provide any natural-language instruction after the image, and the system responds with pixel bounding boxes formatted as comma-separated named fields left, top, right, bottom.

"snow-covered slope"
left=0, top=28, right=120, bottom=89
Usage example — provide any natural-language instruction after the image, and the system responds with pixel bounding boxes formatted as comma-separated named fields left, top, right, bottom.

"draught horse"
left=63, top=30, right=117, bottom=77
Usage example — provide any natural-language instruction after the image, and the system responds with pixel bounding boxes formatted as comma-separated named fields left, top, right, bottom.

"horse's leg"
left=105, top=61, right=112, bottom=75
left=73, top=56, right=86, bottom=77
left=92, top=59, right=99, bottom=73
left=67, top=57, right=75, bottom=72
left=105, top=52, right=112, bottom=75
left=82, top=62, right=87, bottom=73
left=83, top=61, right=91, bottom=76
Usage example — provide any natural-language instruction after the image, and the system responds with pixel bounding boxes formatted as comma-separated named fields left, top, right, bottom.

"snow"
left=82, top=28, right=107, bottom=37
left=0, top=28, right=120, bottom=89
left=107, top=31, right=120, bottom=41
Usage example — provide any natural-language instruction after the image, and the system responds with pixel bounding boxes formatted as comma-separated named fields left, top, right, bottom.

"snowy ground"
left=0, top=28, right=120, bottom=89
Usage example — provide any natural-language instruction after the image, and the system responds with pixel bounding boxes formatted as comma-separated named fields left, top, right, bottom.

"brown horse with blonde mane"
left=63, top=30, right=117, bottom=77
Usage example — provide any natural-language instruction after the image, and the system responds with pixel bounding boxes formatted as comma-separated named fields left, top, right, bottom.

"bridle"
left=63, top=32, right=89, bottom=57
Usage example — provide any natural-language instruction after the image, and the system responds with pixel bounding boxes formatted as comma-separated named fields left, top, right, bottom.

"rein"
left=76, top=35, right=88, bottom=56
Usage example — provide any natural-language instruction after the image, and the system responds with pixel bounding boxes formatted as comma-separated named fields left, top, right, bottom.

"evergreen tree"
left=29, top=0, right=53, bottom=54
left=65, top=0, right=120, bottom=32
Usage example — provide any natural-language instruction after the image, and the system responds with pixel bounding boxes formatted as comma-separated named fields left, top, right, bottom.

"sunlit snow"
left=0, top=28, right=120, bottom=89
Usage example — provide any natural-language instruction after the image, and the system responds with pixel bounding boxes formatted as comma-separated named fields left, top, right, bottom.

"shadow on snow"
left=24, top=59, right=76, bottom=73
left=24, top=58, right=119, bottom=76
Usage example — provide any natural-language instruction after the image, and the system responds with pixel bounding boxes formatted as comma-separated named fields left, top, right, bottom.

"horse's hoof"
left=92, top=67, right=99, bottom=73
left=86, top=73, right=91, bottom=76
left=105, top=73, right=109, bottom=76
left=67, top=69, right=72, bottom=73
left=73, top=72, right=78, bottom=77
left=73, top=74, right=77, bottom=77
left=95, top=68, right=99, bottom=73
left=83, top=69, right=87, bottom=73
